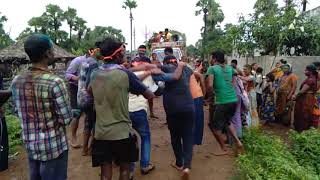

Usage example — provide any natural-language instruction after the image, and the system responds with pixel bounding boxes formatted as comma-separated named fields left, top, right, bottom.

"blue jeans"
left=129, top=110, right=151, bottom=169
left=167, top=110, right=194, bottom=169
left=28, top=150, right=68, bottom=180
left=193, top=97, right=204, bottom=145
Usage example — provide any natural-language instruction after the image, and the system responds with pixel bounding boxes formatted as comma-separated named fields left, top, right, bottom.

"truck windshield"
left=153, top=48, right=182, bottom=63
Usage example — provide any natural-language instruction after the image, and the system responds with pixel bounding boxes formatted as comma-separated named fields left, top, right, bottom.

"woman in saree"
left=261, top=73, right=276, bottom=125
left=293, top=65, right=318, bottom=132
left=275, top=64, right=298, bottom=126
left=312, top=62, right=320, bottom=128
left=239, top=64, right=259, bottom=127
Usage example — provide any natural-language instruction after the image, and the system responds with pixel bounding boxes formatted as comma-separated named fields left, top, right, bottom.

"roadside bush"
left=289, top=128, right=320, bottom=175
left=5, top=114, right=22, bottom=154
left=236, top=128, right=318, bottom=180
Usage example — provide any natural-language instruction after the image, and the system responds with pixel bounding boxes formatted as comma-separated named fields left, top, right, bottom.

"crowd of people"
left=0, top=33, right=319, bottom=180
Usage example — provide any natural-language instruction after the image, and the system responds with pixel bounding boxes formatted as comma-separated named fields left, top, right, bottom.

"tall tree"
left=0, top=12, right=13, bottom=49
left=252, top=0, right=281, bottom=55
left=196, top=0, right=224, bottom=33
left=122, top=0, right=137, bottom=54
left=74, top=17, right=87, bottom=42
left=72, top=26, right=126, bottom=55
left=64, top=7, right=77, bottom=42
left=186, top=45, right=200, bottom=57
left=195, top=0, right=225, bottom=57
left=43, top=4, right=65, bottom=43
left=28, top=16, right=48, bottom=34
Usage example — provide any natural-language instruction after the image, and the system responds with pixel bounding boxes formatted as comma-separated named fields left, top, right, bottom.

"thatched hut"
left=0, top=41, right=75, bottom=78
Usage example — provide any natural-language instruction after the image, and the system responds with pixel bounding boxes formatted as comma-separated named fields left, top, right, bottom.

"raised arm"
left=129, top=64, right=158, bottom=72
left=127, top=70, right=155, bottom=100
left=171, top=62, right=186, bottom=80
left=239, top=75, right=254, bottom=82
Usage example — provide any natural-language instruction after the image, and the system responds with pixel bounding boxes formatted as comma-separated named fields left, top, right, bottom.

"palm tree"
left=122, top=0, right=137, bottom=54
left=64, top=7, right=77, bottom=42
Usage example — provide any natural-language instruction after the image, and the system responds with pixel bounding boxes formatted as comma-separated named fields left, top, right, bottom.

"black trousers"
left=167, top=110, right=194, bottom=169
left=0, top=115, right=8, bottom=171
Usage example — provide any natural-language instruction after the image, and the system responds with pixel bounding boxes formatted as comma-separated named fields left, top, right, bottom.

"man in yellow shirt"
left=164, top=28, right=172, bottom=42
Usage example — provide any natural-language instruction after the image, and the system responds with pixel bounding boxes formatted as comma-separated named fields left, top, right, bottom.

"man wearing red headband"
left=133, top=45, right=158, bottom=119
left=88, top=37, right=155, bottom=180
left=160, top=51, right=195, bottom=179
left=134, top=45, right=151, bottom=63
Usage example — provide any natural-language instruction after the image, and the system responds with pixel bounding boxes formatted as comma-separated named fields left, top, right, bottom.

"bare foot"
left=71, top=138, right=82, bottom=149
left=181, top=168, right=190, bottom=180
left=236, top=144, right=245, bottom=155
left=171, top=162, right=183, bottom=171
left=82, top=147, right=88, bottom=156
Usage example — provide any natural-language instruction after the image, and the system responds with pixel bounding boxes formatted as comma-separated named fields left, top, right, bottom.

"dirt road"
left=0, top=98, right=235, bottom=180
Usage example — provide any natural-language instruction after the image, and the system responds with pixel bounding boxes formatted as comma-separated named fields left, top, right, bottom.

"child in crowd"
left=261, top=73, right=276, bottom=125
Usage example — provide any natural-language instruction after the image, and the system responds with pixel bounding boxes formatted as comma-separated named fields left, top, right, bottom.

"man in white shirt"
left=128, top=58, right=186, bottom=177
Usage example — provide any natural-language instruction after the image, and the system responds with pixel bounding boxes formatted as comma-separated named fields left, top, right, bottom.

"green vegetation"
left=3, top=102, right=22, bottom=155
left=236, top=128, right=320, bottom=180
left=289, top=129, right=320, bottom=175
left=6, top=114, right=22, bottom=155
left=0, top=12, right=13, bottom=49
left=195, top=0, right=320, bottom=57
left=0, top=4, right=126, bottom=54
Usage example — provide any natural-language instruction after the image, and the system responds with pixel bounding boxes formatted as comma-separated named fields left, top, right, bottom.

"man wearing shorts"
left=65, top=54, right=88, bottom=148
left=77, top=51, right=99, bottom=156
left=206, top=50, right=243, bottom=155
left=87, top=37, right=155, bottom=180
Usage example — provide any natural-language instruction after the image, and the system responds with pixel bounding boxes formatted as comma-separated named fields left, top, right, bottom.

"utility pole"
left=145, top=26, right=148, bottom=43
left=134, top=27, right=136, bottom=50
left=203, top=7, right=208, bottom=60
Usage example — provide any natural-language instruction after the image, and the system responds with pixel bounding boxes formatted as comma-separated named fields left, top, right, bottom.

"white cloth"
left=255, top=74, right=263, bottom=94
left=129, top=71, right=156, bottom=113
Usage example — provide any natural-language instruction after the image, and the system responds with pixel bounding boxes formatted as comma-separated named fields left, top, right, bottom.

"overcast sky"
left=1, top=0, right=319, bottom=48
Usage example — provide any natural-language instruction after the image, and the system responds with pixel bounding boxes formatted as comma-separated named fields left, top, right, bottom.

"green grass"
left=235, top=128, right=320, bottom=180
left=5, top=114, right=22, bottom=155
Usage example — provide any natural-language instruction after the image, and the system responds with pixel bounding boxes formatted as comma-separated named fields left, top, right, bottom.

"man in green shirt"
left=206, top=50, right=243, bottom=156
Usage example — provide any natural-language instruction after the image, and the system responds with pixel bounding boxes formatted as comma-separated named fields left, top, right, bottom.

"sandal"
left=171, top=162, right=183, bottom=171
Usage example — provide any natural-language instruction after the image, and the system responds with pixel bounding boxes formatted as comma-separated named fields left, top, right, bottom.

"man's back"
left=207, top=65, right=237, bottom=105
left=65, top=55, right=87, bottom=84
left=161, top=64, right=194, bottom=114
left=11, top=69, right=72, bottom=161
left=77, top=57, right=98, bottom=108
left=89, top=64, right=147, bottom=141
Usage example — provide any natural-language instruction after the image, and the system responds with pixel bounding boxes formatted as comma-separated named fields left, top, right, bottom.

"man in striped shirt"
left=10, top=34, right=72, bottom=180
